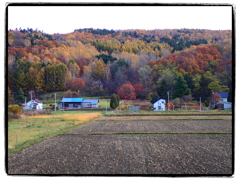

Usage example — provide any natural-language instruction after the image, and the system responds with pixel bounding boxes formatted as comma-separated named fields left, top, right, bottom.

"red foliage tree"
left=117, top=81, right=136, bottom=100
left=210, top=93, right=221, bottom=106
left=74, top=58, right=90, bottom=76
left=133, top=84, right=145, bottom=98
left=69, top=78, right=85, bottom=92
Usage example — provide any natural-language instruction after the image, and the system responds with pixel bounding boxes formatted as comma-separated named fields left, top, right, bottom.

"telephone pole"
left=200, top=97, right=202, bottom=112
left=167, top=91, right=169, bottom=111
left=54, top=92, right=56, bottom=111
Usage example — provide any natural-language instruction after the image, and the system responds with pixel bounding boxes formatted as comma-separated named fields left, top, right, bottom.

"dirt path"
left=8, top=120, right=233, bottom=175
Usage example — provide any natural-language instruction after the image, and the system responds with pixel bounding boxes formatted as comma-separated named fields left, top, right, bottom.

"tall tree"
left=193, top=71, right=213, bottom=101
left=150, top=92, right=159, bottom=104
left=68, top=59, right=80, bottom=80
left=15, top=88, right=25, bottom=105
left=208, top=80, right=229, bottom=93
left=92, top=59, right=106, bottom=85
left=117, top=81, right=136, bottom=100
left=138, top=65, right=152, bottom=95
left=110, top=94, right=120, bottom=109
left=15, top=70, right=28, bottom=94
left=156, top=79, right=169, bottom=100
left=69, top=78, right=86, bottom=92
left=8, top=87, right=14, bottom=105
left=36, top=68, right=45, bottom=93
left=184, top=72, right=194, bottom=93
left=172, top=75, right=190, bottom=109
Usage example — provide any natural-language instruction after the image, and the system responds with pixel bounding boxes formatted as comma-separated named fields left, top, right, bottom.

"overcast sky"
left=8, top=5, right=232, bottom=34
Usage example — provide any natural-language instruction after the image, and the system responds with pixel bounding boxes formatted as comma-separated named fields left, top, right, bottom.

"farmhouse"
left=23, top=99, right=43, bottom=110
left=153, top=99, right=166, bottom=111
left=60, top=98, right=99, bottom=109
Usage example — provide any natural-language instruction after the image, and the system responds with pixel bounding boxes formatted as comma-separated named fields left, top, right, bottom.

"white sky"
left=8, top=5, right=232, bottom=34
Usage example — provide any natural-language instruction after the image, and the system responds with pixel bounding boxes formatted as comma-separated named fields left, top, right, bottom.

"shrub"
left=8, top=105, right=23, bottom=115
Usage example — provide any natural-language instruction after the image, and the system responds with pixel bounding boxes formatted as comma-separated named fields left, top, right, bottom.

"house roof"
left=35, top=99, right=42, bottom=103
left=154, top=99, right=166, bottom=104
left=215, top=92, right=228, bottom=98
left=217, top=101, right=232, bottom=104
left=82, top=99, right=99, bottom=104
left=61, top=98, right=83, bottom=103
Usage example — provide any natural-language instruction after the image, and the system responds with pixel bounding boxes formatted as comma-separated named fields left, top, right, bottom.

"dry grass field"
left=8, top=112, right=101, bottom=154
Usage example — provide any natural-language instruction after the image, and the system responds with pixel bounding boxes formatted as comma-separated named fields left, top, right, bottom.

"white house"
left=23, top=99, right=43, bottom=110
left=153, top=99, right=166, bottom=111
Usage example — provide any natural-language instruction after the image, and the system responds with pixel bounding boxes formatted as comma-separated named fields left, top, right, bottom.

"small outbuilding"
left=217, top=101, right=232, bottom=110
left=82, top=99, right=99, bottom=108
left=153, top=99, right=166, bottom=111
left=128, top=106, right=140, bottom=111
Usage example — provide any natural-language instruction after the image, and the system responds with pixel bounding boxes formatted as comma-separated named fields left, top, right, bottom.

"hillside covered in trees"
left=7, top=28, right=232, bottom=104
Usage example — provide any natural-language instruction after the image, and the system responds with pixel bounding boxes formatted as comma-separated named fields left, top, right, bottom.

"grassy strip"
left=108, top=114, right=232, bottom=116
left=8, top=120, right=94, bottom=155
left=81, top=132, right=232, bottom=135
left=97, top=118, right=231, bottom=121
left=109, top=110, right=232, bottom=114
left=8, top=112, right=102, bottom=155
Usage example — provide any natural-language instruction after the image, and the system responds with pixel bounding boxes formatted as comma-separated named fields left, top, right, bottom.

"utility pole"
left=54, top=92, right=56, bottom=111
left=106, top=99, right=108, bottom=112
left=200, top=97, right=201, bottom=112
left=167, top=91, right=169, bottom=111
left=29, top=91, right=32, bottom=110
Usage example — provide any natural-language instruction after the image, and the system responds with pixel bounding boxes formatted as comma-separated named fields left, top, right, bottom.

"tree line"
left=8, top=28, right=232, bottom=106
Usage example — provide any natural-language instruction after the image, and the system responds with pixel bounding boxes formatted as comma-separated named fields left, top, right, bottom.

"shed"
left=82, top=99, right=99, bottom=108
left=128, top=106, right=140, bottom=111
left=217, top=101, right=232, bottom=110
left=153, top=99, right=166, bottom=111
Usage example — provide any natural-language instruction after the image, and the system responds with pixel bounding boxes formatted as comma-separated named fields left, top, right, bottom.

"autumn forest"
left=7, top=28, right=232, bottom=104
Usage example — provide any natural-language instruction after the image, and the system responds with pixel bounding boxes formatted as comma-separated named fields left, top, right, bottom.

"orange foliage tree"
left=117, top=81, right=136, bottom=100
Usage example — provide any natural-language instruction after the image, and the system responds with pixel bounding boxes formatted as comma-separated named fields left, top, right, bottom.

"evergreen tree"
left=150, top=92, right=159, bottom=104
left=184, top=72, right=194, bottom=93
left=110, top=94, right=119, bottom=109
left=15, top=88, right=25, bottom=105
left=172, top=75, right=190, bottom=109
left=156, top=79, right=169, bottom=100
